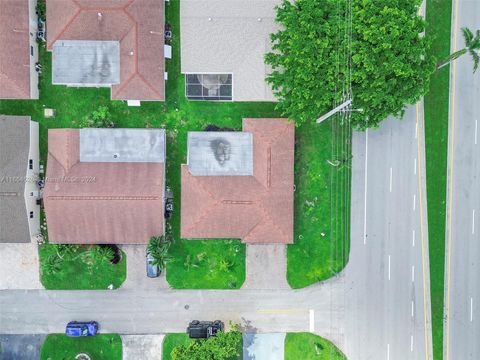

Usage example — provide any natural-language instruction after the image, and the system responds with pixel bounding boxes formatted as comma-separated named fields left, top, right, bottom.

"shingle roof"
left=0, top=0, right=31, bottom=99
left=181, top=118, right=294, bottom=244
left=46, top=0, right=165, bottom=101
left=43, top=128, right=165, bottom=244
left=0, top=115, right=31, bottom=243
left=180, top=0, right=280, bottom=101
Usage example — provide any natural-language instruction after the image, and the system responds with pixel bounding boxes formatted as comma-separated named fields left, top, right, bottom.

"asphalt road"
left=444, top=0, right=480, bottom=359
left=342, top=106, right=433, bottom=360
left=0, top=109, right=432, bottom=360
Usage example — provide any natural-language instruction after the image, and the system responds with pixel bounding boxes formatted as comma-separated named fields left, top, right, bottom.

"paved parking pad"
left=242, top=245, right=289, bottom=289
left=0, top=335, right=45, bottom=360
left=243, top=333, right=286, bottom=360
left=121, top=334, right=165, bottom=360
left=0, top=243, right=41, bottom=289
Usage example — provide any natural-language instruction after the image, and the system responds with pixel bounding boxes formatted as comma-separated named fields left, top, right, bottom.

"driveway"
left=242, top=245, right=289, bottom=289
left=119, top=245, right=169, bottom=290
left=243, top=333, right=286, bottom=360
left=121, top=334, right=164, bottom=360
left=0, top=243, right=41, bottom=289
left=0, top=335, right=45, bottom=360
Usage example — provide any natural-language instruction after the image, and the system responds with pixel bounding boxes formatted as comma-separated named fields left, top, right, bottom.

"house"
left=181, top=118, right=294, bottom=244
left=0, top=115, right=41, bottom=243
left=43, top=128, right=166, bottom=244
left=0, top=0, right=39, bottom=99
left=46, top=0, right=166, bottom=102
left=180, top=0, right=280, bottom=102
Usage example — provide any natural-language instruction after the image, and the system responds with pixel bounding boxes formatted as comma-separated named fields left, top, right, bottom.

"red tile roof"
left=0, top=0, right=31, bottom=99
left=181, top=118, right=294, bottom=244
left=46, top=0, right=165, bottom=101
left=44, top=129, right=164, bottom=244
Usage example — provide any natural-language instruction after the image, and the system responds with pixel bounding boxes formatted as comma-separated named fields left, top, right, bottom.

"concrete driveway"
left=243, top=333, right=286, bottom=360
left=0, top=243, right=41, bottom=289
left=119, top=245, right=169, bottom=290
left=121, top=334, right=164, bottom=360
left=0, top=335, right=45, bottom=360
left=242, top=245, right=289, bottom=289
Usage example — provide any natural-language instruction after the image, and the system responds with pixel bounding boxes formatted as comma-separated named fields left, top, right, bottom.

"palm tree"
left=147, top=235, right=172, bottom=271
left=438, top=28, right=480, bottom=72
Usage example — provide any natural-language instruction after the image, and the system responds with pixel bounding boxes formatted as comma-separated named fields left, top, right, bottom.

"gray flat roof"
left=0, top=115, right=31, bottom=243
left=187, top=131, right=253, bottom=176
left=180, top=0, right=280, bottom=101
left=80, top=129, right=166, bottom=163
left=52, top=40, right=120, bottom=86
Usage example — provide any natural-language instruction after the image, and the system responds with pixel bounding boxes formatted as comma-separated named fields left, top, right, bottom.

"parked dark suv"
left=187, top=320, right=224, bottom=339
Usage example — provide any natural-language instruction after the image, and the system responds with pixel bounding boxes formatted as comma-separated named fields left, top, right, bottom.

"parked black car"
left=187, top=320, right=224, bottom=339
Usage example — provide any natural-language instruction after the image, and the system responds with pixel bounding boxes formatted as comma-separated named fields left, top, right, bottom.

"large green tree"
left=171, top=327, right=242, bottom=360
left=266, top=0, right=436, bottom=129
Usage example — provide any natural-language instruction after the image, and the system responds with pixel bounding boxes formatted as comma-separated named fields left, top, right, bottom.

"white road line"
left=471, top=298, right=473, bottom=322
left=389, top=167, right=393, bottom=192
left=411, top=335, right=414, bottom=352
left=387, top=343, right=390, bottom=360
left=309, top=309, right=315, bottom=331
left=388, top=255, right=391, bottom=280
left=475, top=120, right=478, bottom=145
left=411, top=301, right=415, bottom=317
left=413, top=194, right=416, bottom=211
left=364, top=130, right=369, bottom=245
left=473, top=209, right=475, bottom=234
left=412, top=265, right=415, bottom=282
left=412, top=229, right=415, bottom=247
left=414, top=158, right=417, bottom=175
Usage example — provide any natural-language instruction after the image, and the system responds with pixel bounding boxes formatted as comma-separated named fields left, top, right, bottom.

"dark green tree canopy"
left=171, top=327, right=242, bottom=360
left=266, top=0, right=436, bottom=129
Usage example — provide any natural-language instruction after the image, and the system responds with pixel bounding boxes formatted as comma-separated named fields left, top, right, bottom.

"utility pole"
left=316, top=100, right=352, bottom=124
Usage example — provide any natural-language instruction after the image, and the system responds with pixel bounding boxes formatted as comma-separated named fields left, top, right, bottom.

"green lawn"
left=40, top=334, right=122, bottom=360
left=162, top=334, right=193, bottom=360
left=288, top=119, right=351, bottom=288
left=167, top=239, right=246, bottom=289
left=38, top=244, right=126, bottom=290
left=0, top=0, right=350, bottom=289
left=424, top=0, right=453, bottom=359
left=285, top=333, right=346, bottom=360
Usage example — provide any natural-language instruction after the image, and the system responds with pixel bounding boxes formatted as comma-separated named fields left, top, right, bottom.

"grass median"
left=424, top=0, right=453, bottom=359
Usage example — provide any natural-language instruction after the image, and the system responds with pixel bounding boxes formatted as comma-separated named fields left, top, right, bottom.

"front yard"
left=39, top=244, right=126, bottom=290
left=285, top=333, right=346, bottom=360
left=40, top=334, right=122, bottom=360
left=0, top=0, right=351, bottom=290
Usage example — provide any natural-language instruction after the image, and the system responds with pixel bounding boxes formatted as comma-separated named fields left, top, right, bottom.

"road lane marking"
left=412, top=265, right=415, bottom=282
left=473, top=210, right=476, bottom=234
left=413, top=194, right=416, bottom=211
left=412, top=229, right=416, bottom=247
left=475, top=120, right=478, bottom=145
left=416, top=102, right=430, bottom=360
left=309, top=309, right=315, bottom=332
left=387, top=343, right=390, bottom=360
left=445, top=0, right=461, bottom=357
left=414, top=158, right=417, bottom=175
left=364, top=130, right=369, bottom=245
left=411, top=335, right=414, bottom=352
left=389, top=167, right=393, bottom=192
left=388, top=255, right=391, bottom=280
left=470, top=298, right=473, bottom=322
left=412, top=300, right=415, bottom=317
